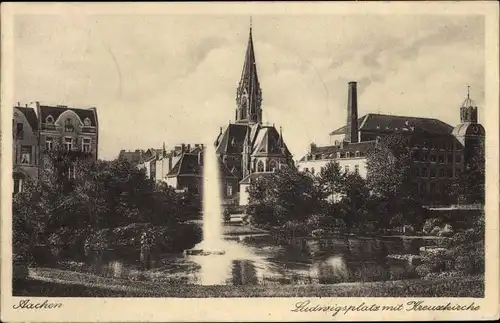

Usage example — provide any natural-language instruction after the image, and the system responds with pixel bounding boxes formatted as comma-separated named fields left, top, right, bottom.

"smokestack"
left=345, top=81, right=359, bottom=143
left=198, top=151, right=203, bottom=166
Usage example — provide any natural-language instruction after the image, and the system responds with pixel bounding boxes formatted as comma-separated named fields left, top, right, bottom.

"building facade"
left=13, top=106, right=40, bottom=194
left=12, top=102, right=99, bottom=194
left=297, top=82, right=485, bottom=205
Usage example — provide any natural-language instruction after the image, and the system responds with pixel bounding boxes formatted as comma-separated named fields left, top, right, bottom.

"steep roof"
left=215, top=123, right=249, bottom=154
left=166, top=152, right=237, bottom=179
left=15, top=107, right=38, bottom=131
left=216, top=123, right=292, bottom=157
left=39, top=105, right=97, bottom=126
left=330, top=113, right=453, bottom=136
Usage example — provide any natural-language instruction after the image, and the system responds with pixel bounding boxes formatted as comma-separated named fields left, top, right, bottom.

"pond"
left=48, top=232, right=424, bottom=286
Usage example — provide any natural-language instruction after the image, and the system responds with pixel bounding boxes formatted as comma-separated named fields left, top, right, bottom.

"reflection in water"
left=55, top=235, right=423, bottom=286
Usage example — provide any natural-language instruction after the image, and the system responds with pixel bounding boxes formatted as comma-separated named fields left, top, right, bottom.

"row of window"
left=413, top=152, right=462, bottom=164
left=45, top=137, right=92, bottom=152
left=304, top=164, right=362, bottom=175
left=45, top=116, right=92, bottom=127
left=306, top=151, right=365, bottom=161
left=414, top=167, right=458, bottom=178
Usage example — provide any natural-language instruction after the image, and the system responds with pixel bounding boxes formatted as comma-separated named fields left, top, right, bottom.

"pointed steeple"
left=235, top=18, right=263, bottom=125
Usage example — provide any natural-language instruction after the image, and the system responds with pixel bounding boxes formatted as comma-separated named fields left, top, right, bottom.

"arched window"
left=64, top=118, right=74, bottom=132
left=269, top=160, right=278, bottom=172
left=46, top=115, right=54, bottom=124
left=83, top=117, right=91, bottom=126
left=257, top=160, right=264, bottom=172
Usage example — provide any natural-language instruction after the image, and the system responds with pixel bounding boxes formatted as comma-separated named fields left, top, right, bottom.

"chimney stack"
left=345, top=81, right=359, bottom=143
left=198, top=151, right=203, bottom=166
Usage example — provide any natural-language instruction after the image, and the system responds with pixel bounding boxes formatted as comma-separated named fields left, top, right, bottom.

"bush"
left=429, top=226, right=441, bottom=236
left=438, top=224, right=454, bottom=237
left=311, top=229, right=326, bottom=238
left=423, top=218, right=443, bottom=235
left=415, top=264, right=433, bottom=278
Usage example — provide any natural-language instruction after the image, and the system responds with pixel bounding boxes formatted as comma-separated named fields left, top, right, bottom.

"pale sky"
left=14, top=14, right=485, bottom=160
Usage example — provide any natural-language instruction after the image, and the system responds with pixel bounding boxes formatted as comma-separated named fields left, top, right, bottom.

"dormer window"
left=65, top=119, right=74, bottom=132
left=83, top=117, right=91, bottom=126
left=46, top=115, right=54, bottom=124
left=355, top=151, right=360, bottom=157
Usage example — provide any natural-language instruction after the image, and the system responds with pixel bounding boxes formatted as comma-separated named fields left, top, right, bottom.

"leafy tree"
left=365, top=134, right=422, bottom=229
left=317, top=161, right=346, bottom=201
left=452, top=143, right=485, bottom=205
left=340, top=173, right=370, bottom=233
left=246, top=166, right=321, bottom=229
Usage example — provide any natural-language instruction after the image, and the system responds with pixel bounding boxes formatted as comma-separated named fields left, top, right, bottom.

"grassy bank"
left=13, top=267, right=483, bottom=298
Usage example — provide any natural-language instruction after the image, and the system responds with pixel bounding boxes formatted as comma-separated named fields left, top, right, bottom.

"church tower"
left=235, top=20, right=263, bottom=124
left=452, top=86, right=485, bottom=165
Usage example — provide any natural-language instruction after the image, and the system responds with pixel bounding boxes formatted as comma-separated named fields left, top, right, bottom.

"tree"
left=365, top=134, right=422, bottom=230
left=246, top=166, right=322, bottom=229
left=317, top=161, right=346, bottom=202
left=340, top=173, right=370, bottom=233
left=452, top=143, right=485, bottom=205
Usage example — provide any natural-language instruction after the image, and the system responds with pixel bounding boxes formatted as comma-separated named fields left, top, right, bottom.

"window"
left=257, top=160, right=264, bottom=172
left=45, top=137, right=53, bottom=151
left=83, top=117, right=91, bottom=126
left=456, top=155, right=462, bottom=163
left=336, top=152, right=341, bottom=158
left=430, top=155, right=436, bottom=163
left=447, top=169, right=453, bottom=178
left=438, top=155, right=445, bottom=164
left=196, top=184, right=200, bottom=194
left=430, top=169, right=436, bottom=178
left=20, top=146, right=32, bottom=164
left=344, top=165, right=350, bottom=173
left=269, top=160, right=278, bottom=172
left=439, top=169, right=445, bottom=177
left=67, top=164, right=76, bottom=179
left=64, top=137, right=73, bottom=151
left=16, top=123, right=24, bottom=139
left=227, top=185, right=233, bottom=197
left=46, top=115, right=54, bottom=124
left=447, top=155, right=453, bottom=164
left=64, top=119, right=74, bottom=132
left=82, top=138, right=91, bottom=153
left=422, top=168, right=428, bottom=177
left=414, top=168, right=420, bottom=177
left=311, top=167, right=315, bottom=175
left=354, top=165, right=359, bottom=174
left=421, top=154, right=427, bottom=162
left=13, top=178, right=23, bottom=194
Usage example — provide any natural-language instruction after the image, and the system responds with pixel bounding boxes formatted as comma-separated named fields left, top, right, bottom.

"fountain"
left=185, top=143, right=226, bottom=256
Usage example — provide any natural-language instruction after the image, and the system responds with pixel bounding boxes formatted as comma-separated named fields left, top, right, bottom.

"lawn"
left=13, top=267, right=484, bottom=298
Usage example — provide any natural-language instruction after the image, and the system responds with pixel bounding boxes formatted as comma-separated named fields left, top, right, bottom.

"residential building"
left=12, top=102, right=99, bottom=194
left=13, top=105, right=40, bottom=194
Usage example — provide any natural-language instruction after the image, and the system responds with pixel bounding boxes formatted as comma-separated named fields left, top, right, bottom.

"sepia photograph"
left=1, top=2, right=499, bottom=322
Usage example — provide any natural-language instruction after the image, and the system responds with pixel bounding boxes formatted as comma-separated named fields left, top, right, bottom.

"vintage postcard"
left=1, top=1, right=499, bottom=322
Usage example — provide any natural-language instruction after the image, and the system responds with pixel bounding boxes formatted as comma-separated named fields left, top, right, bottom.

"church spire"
left=235, top=19, right=263, bottom=125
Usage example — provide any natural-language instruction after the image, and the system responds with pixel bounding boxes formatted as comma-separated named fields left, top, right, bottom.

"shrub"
left=311, top=229, right=326, bottom=238
left=415, top=264, right=433, bottom=278
left=429, top=226, right=441, bottom=236
left=423, top=218, right=443, bottom=235
left=438, top=224, right=454, bottom=237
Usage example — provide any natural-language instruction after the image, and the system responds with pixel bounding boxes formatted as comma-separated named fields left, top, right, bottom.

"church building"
left=163, top=24, right=294, bottom=206
left=214, top=23, right=294, bottom=205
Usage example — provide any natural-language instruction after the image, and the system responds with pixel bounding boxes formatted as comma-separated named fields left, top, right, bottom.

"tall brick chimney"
left=345, top=81, right=359, bottom=143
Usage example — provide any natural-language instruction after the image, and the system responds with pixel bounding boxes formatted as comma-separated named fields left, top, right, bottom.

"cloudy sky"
left=14, top=14, right=484, bottom=160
